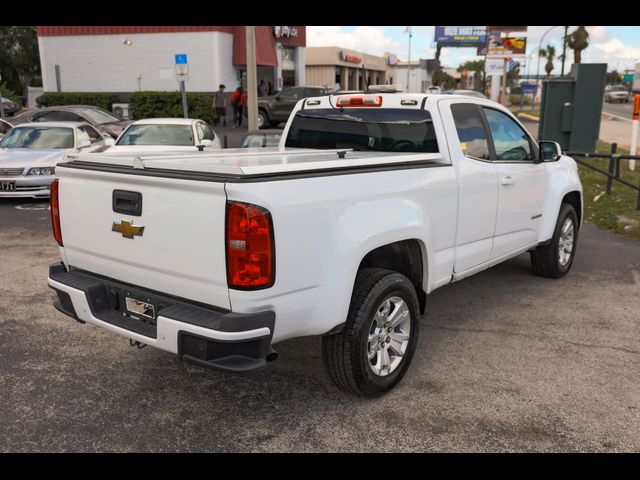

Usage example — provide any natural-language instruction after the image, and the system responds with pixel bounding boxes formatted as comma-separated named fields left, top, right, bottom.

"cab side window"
left=451, top=103, right=490, bottom=160
left=80, top=125, right=101, bottom=143
left=197, top=123, right=215, bottom=141
left=482, top=108, right=533, bottom=162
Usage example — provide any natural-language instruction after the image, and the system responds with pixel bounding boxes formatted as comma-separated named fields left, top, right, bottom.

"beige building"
left=306, top=47, right=388, bottom=91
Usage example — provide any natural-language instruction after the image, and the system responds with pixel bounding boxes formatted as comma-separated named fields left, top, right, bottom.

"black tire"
left=322, top=268, right=420, bottom=397
left=257, top=110, right=269, bottom=129
left=530, top=203, right=579, bottom=278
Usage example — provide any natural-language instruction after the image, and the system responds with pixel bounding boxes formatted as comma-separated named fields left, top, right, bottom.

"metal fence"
left=565, top=143, right=640, bottom=210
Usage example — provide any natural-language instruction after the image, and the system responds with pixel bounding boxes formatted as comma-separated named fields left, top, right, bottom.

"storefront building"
left=36, top=26, right=306, bottom=99
left=305, top=47, right=387, bottom=91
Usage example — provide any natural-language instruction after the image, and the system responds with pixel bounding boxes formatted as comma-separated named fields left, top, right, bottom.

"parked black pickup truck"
left=256, top=86, right=332, bottom=128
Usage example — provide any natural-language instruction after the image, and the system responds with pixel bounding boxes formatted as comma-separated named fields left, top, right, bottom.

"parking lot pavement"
left=1, top=198, right=639, bottom=452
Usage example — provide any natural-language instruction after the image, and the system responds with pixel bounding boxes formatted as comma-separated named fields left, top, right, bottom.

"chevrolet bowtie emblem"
left=112, top=220, right=145, bottom=239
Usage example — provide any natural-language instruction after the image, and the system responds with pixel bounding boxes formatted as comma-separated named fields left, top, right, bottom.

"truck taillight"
left=226, top=201, right=274, bottom=289
left=50, top=179, right=63, bottom=246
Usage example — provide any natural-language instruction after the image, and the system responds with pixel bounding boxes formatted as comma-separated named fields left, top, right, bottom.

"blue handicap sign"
left=521, top=83, right=537, bottom=94
left=175, top=54, right=188, bottom=65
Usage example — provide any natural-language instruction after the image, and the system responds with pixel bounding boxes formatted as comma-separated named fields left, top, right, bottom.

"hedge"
left=509, top=94, right=533, bottom=106
left=36, top=92, right=119, bottom=110
left=129, top=91, right=215, bottom=124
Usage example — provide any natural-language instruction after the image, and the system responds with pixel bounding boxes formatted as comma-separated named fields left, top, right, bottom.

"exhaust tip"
left=266, top=348, right=278, bottom=362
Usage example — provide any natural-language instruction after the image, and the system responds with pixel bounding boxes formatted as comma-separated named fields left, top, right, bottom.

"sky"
left=307, top=26, right=640, bottom=74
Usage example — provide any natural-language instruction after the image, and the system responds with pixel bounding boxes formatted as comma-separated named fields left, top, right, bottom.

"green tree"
left=0, top=26, right=41, bottom=100
left=607, top=70, right=623, bottom=85
left=566, top=26, right=590, bottom=64
left=432, top=70, right=456, bottom=90
left=456, top=60, right=485, bottom=74
left=539, top=45, right=556, bottom=78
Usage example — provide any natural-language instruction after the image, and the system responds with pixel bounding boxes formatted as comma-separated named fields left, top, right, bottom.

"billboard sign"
left=485, top=58, right=504, bottom=76
left=487, top=33, right=527, bottom=58
left=488, top=26, right=528, bottom=33
left=435, top=26, right=487, bottom=46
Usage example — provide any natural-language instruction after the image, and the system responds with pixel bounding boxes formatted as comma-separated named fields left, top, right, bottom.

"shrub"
left=129, top=91, right=215, bottom=124
left=510, top=94, right=532, bottom=106
left=0, top=84, right=20, bottom=103
left=36, top=92, right=119, bottom=110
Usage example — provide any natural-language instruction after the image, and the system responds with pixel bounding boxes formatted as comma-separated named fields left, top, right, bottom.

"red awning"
left=233, top=26, right=277, bottom=67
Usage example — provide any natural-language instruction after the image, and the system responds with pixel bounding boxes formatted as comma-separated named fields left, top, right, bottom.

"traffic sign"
left=521, top=83, right=537, bottom=94
left=623, top=74, right=634, bottom=83
left=175, top=54, right=188, bottom=77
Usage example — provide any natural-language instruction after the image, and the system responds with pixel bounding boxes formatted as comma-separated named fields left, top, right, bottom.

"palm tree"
left=566, top=26, right=590, bottom=64
left=539, top=45, right=556, bottom=78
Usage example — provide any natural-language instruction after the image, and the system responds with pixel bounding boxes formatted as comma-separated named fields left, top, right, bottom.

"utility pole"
left=0, top=68, right=4, bottom=119
left=561, top=26, right=568, bottom=75
left=406, top=26, right=412, bottom=92
left=246, top=26, right=258, bottom=131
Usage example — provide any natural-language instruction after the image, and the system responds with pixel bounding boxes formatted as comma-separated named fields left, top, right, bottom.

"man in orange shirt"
left=231, top=86, right=247, bottom=128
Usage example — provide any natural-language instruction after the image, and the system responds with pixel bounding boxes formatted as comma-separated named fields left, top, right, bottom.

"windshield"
left=116, top=124, right=195, bottom=146
left=0, top=127, right=74, bottom=149
left=285, top=108, right=439, bottom=153
left=76, top=108, right=121, bottom=125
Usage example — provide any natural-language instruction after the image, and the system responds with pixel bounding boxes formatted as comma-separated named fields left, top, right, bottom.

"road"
left=602, top=100, right=635, bottom=122
left=1, top=197, right=639, bottom=452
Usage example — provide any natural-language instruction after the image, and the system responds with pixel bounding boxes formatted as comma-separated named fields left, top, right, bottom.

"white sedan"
left=0, top=121, right=108, bottom=198
left=105, top=118, right=221, bottom=154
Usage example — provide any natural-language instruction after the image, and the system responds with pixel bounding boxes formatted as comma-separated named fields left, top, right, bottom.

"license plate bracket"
left=125, top=296, right=156, bottom=321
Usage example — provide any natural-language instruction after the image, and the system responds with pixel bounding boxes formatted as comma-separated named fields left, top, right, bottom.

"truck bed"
left=63, top=149, right=444, bottom=178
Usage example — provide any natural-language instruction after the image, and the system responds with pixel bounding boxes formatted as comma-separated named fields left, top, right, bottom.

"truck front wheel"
left=530, top=203, right=578, bottom=278
left=322, top=268, right=420, bottom=397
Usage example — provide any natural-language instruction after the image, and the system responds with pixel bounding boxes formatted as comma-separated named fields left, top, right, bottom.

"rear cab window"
left=285, top=108, right=443, bottom=160
left=450, top=103, right=490, bottom=160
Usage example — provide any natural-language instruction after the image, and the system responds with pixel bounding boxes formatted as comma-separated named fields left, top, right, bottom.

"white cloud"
left=307, top=26, right=403, bottom=56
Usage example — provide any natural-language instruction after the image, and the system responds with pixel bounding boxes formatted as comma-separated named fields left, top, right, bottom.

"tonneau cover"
left=63, top=148, right=443, bottom=177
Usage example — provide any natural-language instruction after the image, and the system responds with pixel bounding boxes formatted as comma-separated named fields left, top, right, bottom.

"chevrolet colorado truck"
left=47, top=93, right=582, bottom=397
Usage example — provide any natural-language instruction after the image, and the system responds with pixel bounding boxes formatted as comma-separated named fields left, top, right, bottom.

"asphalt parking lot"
left=1, top=197, right=639, bottom=452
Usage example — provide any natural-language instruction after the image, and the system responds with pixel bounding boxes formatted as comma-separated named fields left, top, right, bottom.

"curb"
left=516, top=112, right=540, bottom=122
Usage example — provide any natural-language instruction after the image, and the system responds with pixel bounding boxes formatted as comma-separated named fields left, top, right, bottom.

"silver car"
left=604, top=85, right=630, bottom=103
left=0, top=121, right=108, bottom=198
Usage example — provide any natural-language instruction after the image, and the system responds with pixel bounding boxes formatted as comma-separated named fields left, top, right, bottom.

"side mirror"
left=77, top=140, right=91, bottom=149
left=275, top=95, right=281, bottom=101
left=103, top=137, right=115, bottom=146
left=539, top=141, right=562, bottom=162
left=198, top=139, right=213, bottom=148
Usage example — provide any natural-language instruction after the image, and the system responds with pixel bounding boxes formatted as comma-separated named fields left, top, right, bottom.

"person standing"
left=212, top=84, right=227, bottom=127
left=231, top=86, right=247, bottom=128
left=267, top=81, right=274, bottom=96
left=258, top=79, right=266, bottom=97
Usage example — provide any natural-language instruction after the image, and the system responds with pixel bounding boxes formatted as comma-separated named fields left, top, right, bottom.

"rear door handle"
left=501, top=176, right=515, bottom=186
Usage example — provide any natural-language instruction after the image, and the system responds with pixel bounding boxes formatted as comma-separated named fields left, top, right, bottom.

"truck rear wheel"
left=530, top=203, right=578, bottom=278
left=322, top=268, right=420, bottom=397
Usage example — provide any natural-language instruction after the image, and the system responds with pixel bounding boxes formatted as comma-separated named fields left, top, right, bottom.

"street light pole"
left=561, top=26, right=568, bottom=75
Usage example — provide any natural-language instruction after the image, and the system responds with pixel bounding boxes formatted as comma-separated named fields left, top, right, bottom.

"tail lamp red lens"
left=50, top=179, right=63, bottom=246
left=336, top=95, right=382, bottom=107
left=226, top=201, right=274, bottom=289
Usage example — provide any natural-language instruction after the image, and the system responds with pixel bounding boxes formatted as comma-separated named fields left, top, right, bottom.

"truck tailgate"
left=56, top=166, right=230, bottom=310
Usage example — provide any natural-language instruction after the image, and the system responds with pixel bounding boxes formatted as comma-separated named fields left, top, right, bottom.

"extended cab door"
left=438, top=99, right=499, bottom=273
left=480, top=107, right=547, bottom=258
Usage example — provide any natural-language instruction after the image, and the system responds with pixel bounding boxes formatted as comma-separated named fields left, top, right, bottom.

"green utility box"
left=538, top=63, right=607, bottom=152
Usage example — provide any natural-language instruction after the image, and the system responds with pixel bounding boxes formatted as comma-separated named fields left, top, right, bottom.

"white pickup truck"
left=48, top=93, right=582, bottom=397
